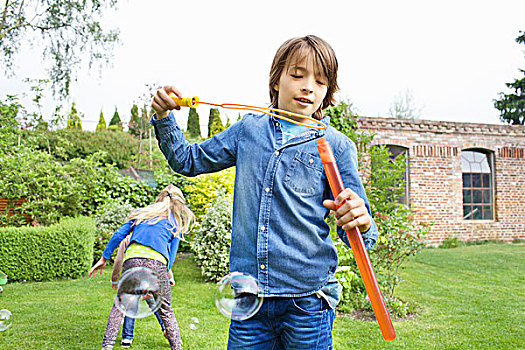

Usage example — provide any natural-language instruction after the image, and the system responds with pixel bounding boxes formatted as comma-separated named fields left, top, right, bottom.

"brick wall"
left=358, top=117, right=525, bottom=245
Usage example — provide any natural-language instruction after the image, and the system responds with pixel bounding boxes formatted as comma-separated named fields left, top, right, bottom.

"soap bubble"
left=189, top=317, right=200, bottom=330
left=215, top=272, right=263, bottom=321
left=115, top=267, right=164, bottom=319
left=0, top=309, right=12, bottom=331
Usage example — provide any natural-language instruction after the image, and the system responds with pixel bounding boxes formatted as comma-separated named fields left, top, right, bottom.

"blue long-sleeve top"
left=102, top=212, right=181, bottom=271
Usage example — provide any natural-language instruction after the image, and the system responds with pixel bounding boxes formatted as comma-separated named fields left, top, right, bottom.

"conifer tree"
left=494, top=31, right=525, bottom=125
left=207, top=108, right=224, bottom=138
left=66, top=102, right=82, bottom=130
left=129, top=104, right=140, bottom=136
left=108, top=106, right=123, bottom=131
left=187, top=108, right=201, bottom=139
left=96, top=110, right=106, bottom=131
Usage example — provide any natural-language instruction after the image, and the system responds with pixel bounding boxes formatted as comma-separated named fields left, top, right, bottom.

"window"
left=461, top=150, right=494, bottom=220
left=387, top=145, right=409, bottom=205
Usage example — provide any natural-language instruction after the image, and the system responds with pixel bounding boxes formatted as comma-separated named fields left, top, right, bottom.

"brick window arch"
left=461, top=149, right=494, bottom=220
left=386, top=145, right=409, bottom=205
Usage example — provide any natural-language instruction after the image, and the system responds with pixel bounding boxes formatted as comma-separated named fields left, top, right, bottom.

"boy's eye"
left=316, top=80, right=326, bottom=85
left=291, top=74, right=302, bottom=79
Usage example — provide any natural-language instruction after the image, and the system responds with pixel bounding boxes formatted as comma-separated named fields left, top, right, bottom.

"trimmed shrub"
left=0, top=216, right=95, bottom=282
left=192, top=193, right=232, bottom=282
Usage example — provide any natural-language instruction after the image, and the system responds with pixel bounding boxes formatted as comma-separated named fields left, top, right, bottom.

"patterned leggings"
left=101, top=258, right=182, bottom=349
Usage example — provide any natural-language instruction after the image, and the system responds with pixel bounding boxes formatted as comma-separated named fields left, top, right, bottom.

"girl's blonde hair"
left=125, top=184, right=195, bottom=238
left=269, top=35, right=339, bottom=120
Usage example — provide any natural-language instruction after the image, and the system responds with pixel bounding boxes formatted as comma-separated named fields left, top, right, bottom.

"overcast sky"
left=2, top=0, right=525, bottom=131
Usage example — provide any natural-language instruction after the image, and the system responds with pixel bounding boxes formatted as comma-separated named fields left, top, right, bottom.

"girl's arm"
left=167, top=236, right=181, bottom=272
left=168, top=269, right=175, bottom=286
left=102, top=220, right=134, bottom=260
left=111, top=235, right=131, bottom=288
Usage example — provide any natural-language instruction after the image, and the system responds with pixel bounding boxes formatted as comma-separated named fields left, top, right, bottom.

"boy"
left=150, top=35, right=378, bottom=349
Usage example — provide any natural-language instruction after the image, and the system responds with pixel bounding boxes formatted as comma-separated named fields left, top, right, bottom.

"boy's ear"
left=273, top=83, right=279, bottom=92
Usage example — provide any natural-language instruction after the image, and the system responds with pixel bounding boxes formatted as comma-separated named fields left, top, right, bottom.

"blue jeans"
left=227, top=295, right=335, bottom=350
left=122, top=298, right=166, bottom=340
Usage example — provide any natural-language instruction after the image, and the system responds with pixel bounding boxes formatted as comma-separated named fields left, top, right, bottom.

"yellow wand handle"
left=168, top=93, right=199, bottom=108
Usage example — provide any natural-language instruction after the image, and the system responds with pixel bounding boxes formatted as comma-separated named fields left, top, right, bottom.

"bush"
left=0, top=216, right=95, bottom=282
left=192, top=193, right=232, bottom=282
left=439, top=237, right=464, bottom=248
left=183, top=167, right=235, bottom=224
left=21, top=129, right=140, bottom=169
left=0, top=149, right=154, bottom=227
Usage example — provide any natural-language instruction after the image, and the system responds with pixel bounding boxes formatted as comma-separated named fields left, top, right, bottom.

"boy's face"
left=274, top=55, right=328, bottom=119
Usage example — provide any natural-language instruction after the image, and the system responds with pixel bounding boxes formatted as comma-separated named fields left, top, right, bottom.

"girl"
left=89, top=184, right=194, bottom=350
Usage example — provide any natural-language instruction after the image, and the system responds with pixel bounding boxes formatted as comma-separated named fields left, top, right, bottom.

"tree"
left=108, top=107, right=122, bottom=131
left=207, top=108, right=224, bottom=138
left=494, top=31, right=525, bottom=125
left=0, top=95, right=22, bottom=153
left=128, top=104, right=140, bottom=136
left=187, top=108, right=201, bottom=139
left=0, top=0, right=120, bottom=97
left=66, top=102, right=82, bottom=130
left=96, top=110, right=106, bottom=131
left=388, top=89, right=422, bottom=119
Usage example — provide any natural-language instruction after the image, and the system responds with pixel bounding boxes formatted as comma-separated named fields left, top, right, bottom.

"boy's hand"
left=323, top=188, right=371, bottom=233
left=152, top=86, right=183, bottom=119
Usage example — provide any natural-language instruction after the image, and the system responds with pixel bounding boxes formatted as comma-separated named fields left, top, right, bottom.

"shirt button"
left=265, top=187, right=270, bottom=193
left=260, top=264, right=266, bottom=269
left=309, top=158, right=314, bottom=164
left=260, top=225, right=265, bottom=231
left=274, top=151, right=279, bottom=156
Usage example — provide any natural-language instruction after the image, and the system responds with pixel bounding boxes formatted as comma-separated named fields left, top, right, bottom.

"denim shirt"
left=151, top=112, right=378, bottom=297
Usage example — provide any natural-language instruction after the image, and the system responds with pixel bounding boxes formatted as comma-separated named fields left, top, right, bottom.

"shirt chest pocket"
left=284, top=151, right=324, bottom=196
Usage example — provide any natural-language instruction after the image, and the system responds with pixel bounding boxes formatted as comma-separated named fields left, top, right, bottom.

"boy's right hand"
left=152, top=86, right=183, bottom=119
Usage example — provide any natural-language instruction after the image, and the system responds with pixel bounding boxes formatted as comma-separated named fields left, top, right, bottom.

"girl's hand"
left=152, top=86, right=183, bottom=119
left=323, top=188, right=371, bottom=233
left=169, top=278, right=175, bottom=286
left=88, top=257, right=108, bottom=278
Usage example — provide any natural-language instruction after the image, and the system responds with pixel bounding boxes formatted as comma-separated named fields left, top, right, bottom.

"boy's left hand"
left=323, top=188, right=371, bottom=233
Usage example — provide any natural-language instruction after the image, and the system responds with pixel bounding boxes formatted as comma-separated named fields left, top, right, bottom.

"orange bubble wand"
left=169, top=94, right=396, bottom=341
left=317, top=138, right=396, bottom=341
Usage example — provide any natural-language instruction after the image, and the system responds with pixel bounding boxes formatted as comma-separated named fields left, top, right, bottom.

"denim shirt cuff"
left=337, top=218, right=378, bottom=250
left=149, top=112, right=178, bottom=135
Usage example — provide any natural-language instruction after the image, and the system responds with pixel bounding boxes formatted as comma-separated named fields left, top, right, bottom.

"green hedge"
left=0, top=216, right=95, bottom=282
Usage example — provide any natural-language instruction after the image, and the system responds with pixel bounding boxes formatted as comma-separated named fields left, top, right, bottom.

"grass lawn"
left=0, top=243, right=523, bottom=349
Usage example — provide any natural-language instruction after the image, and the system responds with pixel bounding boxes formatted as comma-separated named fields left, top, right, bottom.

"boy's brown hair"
left=269, top=35, right=339, bottom=120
